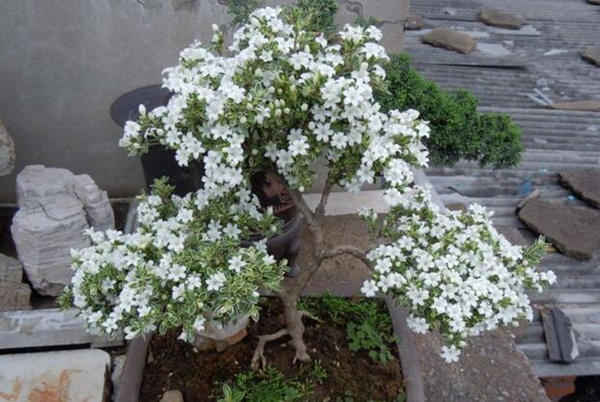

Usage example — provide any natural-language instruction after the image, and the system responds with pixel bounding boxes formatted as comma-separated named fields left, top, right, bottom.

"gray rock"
left=582, top=47, right=600, bottom=67
left=0, top=254, right=31, bottom=311
left=516, top=189, right=541, bottom=211
left=74, top=174, right=115, bottom=231
left=447, top=202, right=467, bottom=211
left=559, top=170, right=600, bottom=208
left=0, top=118, right=15, bottom=177
left=0, top=282, right=31, bottom=312
left=11, top=165, right=114, bottom=296
left=161, top=390, right=184, bottom=402
left=518, top=199, right=600, bottom=260
left=405, top=14, right=424, bottom=30
left=422, top=28, right=477, bottom=54
left=551, top=100, right=600, bottom=112
left=0, top=254, right=23, bottom=282
left=478, top=7, right=525, bottom=30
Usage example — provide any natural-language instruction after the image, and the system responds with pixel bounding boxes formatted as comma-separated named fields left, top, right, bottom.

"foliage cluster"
left=376, top=54, right=524, bottom=169
left=300, top=293, right=396, bottom=364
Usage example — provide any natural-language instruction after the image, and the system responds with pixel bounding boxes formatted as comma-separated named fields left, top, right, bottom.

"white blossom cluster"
left=119, top=6, right=429, bottom=194
left=360, top=187, right=554, bottom=362
left=64, top=7, right=555, bottom=363
left=63, top=182, right=286, bottom=341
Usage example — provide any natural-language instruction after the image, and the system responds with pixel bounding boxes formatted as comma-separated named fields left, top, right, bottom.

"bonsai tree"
left=61, top=6, right=555, bottom=366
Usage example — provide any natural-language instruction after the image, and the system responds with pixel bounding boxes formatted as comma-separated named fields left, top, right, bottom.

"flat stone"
left=581, top=47, right=600, bottom=67
left=0, top=308, right=124, bottom=350
left=518, top=199, right=600, bottom=260
left=405, top=14, right=424, bottom=30
left=478, top=7, right=525, bottom=30
left=447, top=202, right=467, bottom=211
left=559, top=170, right=600, bottom=208
left=161, top=390, right=184, bottom=402
left=11, top=165, right=114, bottom=296
left=0, top=349, right=110, bottom=402
left=422, top=28, right=477, bottom=54
left=0, top=118, right=15, bottom=177
left=516, top=189, right=541, bottom=211
left=551, top=100, right=600, bottom=112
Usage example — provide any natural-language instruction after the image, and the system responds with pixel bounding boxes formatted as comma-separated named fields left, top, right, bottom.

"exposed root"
left=251, top=329, right=288, bottom=371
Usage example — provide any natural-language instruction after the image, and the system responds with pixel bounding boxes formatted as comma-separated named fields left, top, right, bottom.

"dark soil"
left=140, top=297, right=404, bottom=402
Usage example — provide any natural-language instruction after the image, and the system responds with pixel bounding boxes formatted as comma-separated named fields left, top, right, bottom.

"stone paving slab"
left=519, top=199, right=600, bottom=260
left=0, top=349, right=110, bottom=402
left=559, top=170, right=600, bottom=208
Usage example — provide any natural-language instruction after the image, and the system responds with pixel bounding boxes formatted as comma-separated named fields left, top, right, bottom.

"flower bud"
left=138, top=104, right=147, bottom=116
left=212, top=23, right=219, bottom=31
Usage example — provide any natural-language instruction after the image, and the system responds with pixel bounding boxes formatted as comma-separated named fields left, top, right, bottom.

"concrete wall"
left=0, top=0, right=407, bottom=203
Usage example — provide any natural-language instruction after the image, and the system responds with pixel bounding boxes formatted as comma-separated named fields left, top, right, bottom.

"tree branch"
left=323, top=245, right=372, bottom=270
left=315, top=174, right=334, bottom=219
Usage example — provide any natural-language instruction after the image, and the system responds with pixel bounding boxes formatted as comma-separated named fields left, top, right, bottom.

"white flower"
left=361, top=280, right=378, bottom=297
left=206, top=272, right=226, bottom=291
left=407, top=315, right=429, bottom=334
left=228, top=255, right=247, bottom=273
left=193, top=316, right=206, bottom=332
left=441, top=345, right=461, bottom=363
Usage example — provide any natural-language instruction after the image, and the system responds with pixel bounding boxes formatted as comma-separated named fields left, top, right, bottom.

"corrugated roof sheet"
left=408, top=0, right=600, bottom=377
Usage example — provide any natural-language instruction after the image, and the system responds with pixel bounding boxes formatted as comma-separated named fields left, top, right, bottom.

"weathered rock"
left=405, top=14, right=424, bottom=30
left=422, top=28, right=477, bottom=54
left=161, top=390, right=184, bottom=402
left=551, top=100, right=600, bottom=112
left=478, top=7, right=525, bottom=30
left=11, top=165, right=114, bottom=296
left=0, top=349, right=110, bottom=402
left=518, top=199, right=600, bottom=260
left=0, top=282, right=31, bottom=312
left=0, top=118, right=16, bottom=177
left=582, top=47, right=600, bottom=67
left=0, top=254, right=23, bottom=282
left=446, top=202, right=467, bottom=211
left=559, top=170, right=600, bottom=208
left=74, top=174, right=115, bottom=231
left=516, top=189, right=541, bottom=211
left=0, top=254, right=31, bottom=311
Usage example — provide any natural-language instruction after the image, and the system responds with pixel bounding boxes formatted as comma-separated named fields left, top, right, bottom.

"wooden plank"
left=0, top=308, right=124, bottom=350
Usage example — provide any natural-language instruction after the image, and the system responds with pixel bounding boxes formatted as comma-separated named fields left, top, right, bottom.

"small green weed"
left=300, top=292, right=397, bottom=364
left=215, top=365, right=313, bottom=402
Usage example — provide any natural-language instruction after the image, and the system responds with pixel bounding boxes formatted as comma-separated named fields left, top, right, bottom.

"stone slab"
left=0, top=118, right=15, bottom=177
left=478, top=6, right=525, bottom=30
left=518, top=199, right=600, bottom=260
left=582, top=47, right=600, bottom=67
left=559, top=170, right=600, bottom=208
left=0, top=308, right=124, bottom=350
left=0, top=349, right=110, bottom=402
left=421, top=28, right=477, bottom=54
left=551, top=100, right=600, bottom=112
left=405, top=14, right=424, bottom=30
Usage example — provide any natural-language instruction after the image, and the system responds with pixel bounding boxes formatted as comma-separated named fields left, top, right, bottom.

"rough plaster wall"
left=0, top=0, right=406, bottom=203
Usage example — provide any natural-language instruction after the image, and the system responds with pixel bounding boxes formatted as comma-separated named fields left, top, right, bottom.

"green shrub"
left=376, top=54, right=524, bottom=169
